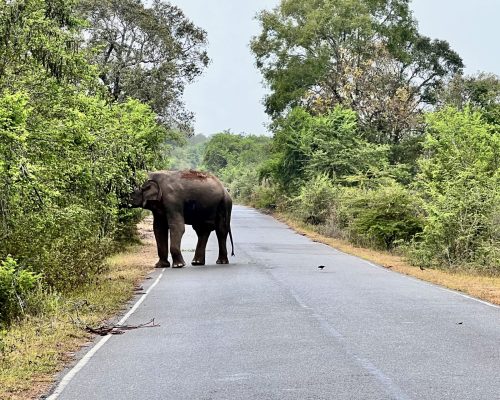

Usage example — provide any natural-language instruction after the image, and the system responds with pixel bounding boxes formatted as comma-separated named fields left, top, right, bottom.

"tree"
left=251, top=0, right=463, bottom=145
left=202, top=132, right=247, bottom=174
left=202, top=132, right=272, bottom=201
left=0, top=0, right=91, bottom=84
left=0, top=0, right=173, bottom=290
left=438, top=73, right=500, bottom=125
left=169, top=134, right=208, bottom=170
left=261, top=107, right=388, bottom=193
left=78, top=0, right=209, bottom=133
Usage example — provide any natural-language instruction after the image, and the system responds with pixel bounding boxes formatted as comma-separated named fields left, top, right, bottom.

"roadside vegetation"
left=0, top=0, right=207, bottom=397
left=199, top=0, right=500, bottom=278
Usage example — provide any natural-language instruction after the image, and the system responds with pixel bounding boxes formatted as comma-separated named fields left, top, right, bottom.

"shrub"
left=411, top=107, right=500, bottom=271
left=266, top=107, right=389, bottom=194
left=293, top=174, right=338, bottom=225
left=0, top=92, right=171, bottom=291
left=251, top=185, right=282, bottom=210
left=0, top=256, right=44, bottom=326
left=341, top=181, right=424, bottom=249
left=409, top=177, right=500, bottom=271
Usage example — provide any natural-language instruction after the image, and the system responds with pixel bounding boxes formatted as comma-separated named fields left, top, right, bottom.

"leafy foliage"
left=262, top=107, right=388, bottom=193
left=0, top=0, right=176, bottom=292
left=437, top=73, right=500, bottom=124
left=78, top=0, right=210, bottom=133
left=202, top=132, right=272, bottom=203
left=169, top=134, right=209, bottom=170
left=0, top=256, right=44, bottom=327
left=341, top=181, right=423, bottom=249
left=0, top=0, right=92, bottom=83
left=0, top=90, right=171, bottom=289
left=244, top=0, right=498, bottom=272
left=292, top=174, right=338, bottom=225
left=411, top=107, right=500, bottom=271
left=251, top=0, right=463, bottom=146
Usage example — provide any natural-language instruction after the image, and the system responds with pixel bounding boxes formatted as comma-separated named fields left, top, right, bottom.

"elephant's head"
left=130, top=180, right=162, bottom=208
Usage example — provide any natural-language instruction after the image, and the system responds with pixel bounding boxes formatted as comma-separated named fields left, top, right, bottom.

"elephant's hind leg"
left=192, top=225, right=211, bottom=266
left=215, top=223, right=229, bottom=265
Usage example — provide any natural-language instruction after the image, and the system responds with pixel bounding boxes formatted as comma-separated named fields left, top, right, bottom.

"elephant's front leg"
left=153, top=211, right=170, bottom=268
left=192, top=225, right=211, bottom=266
left=168, top=214, right=186, bottom=268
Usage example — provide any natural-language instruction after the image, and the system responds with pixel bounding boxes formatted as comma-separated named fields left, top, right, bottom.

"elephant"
left=130, top=170, right=234, bottom=268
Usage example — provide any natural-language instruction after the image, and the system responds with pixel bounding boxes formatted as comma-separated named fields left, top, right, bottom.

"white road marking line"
left=46, top=270, right=165, bottom=400
left=270, top=272, right=412, bottom=400
left=362, top=260, right=499, bottom=309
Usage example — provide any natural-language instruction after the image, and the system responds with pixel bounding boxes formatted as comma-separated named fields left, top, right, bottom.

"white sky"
left=170, top=0, right=500, bottom=136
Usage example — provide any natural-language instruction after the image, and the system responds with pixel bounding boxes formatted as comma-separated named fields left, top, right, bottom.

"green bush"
left=0, top=256, right=44, bottom=326
left=410, top=107, right=500, bottom=271
left=265, top=107, right=389, bottom=193
left=293, top=174, right=338, bottom=225
left=201, top=132, right=272, bottom=205
left=0, top=91, right=170, bottom=290
left=251, top=185, right=282, bottom=210
left=0, top=0, right=178, bottom=292
left=409, top=181, right=500, bottom=271
left=341, top=181, right=424, bottom=249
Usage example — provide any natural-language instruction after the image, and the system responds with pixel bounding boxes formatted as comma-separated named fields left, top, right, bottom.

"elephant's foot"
left=191, top=259, right=205, bottom=266
left=155, top=260, right=170, bottom=269
left=216, top=258, right=229, bottom=265
left=172, top=261, right=186, bottom=268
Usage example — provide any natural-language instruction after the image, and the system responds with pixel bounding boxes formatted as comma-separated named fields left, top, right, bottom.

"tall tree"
left=437, top=73, right=500, bottom=125
left=0, top=0, right=90, bottom=84
left=78, top=0, right=209, bottom=133
left=251, top=0, right=463, bottom=145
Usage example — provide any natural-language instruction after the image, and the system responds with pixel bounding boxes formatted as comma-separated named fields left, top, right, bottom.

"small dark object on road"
left=318, top=265, right=326, bottom=270
left=85, top=318, right=160, bottom=336
left=457, top=322, right=463, bottom=325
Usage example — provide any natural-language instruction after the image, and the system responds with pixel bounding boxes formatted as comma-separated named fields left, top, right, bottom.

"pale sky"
left=170, top=0, right=500, bottom=136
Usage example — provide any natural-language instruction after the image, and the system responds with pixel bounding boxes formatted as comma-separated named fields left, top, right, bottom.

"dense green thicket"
left=202, top=0, right=499, bottom=274
left=0, top=0, right=206, bottom=325
left=205, top=103, right=499, bottom=272
left=410, top=108, right=500, bottom=271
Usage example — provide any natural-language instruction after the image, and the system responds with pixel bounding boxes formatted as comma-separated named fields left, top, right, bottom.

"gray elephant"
left=130, top=170, right=234, bottom=268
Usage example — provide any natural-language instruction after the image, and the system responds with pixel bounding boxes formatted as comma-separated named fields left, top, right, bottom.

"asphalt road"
left=47, top=206, right=500, bottom=400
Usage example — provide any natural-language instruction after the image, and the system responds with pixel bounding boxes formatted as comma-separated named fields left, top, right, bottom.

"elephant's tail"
left=227, top=208, right=235, bottom=257
left=226, top=196, right=235, bottom=256
left=229, top=226, right=235, bottom=256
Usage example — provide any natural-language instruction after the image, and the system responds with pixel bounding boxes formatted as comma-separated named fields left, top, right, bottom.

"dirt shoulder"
left=276, top=213, right=500, bottom=307
left=0, top=217, right=158, bottom=400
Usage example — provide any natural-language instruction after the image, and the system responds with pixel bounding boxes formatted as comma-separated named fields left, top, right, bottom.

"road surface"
left=47, top=206, right=500, bottom=400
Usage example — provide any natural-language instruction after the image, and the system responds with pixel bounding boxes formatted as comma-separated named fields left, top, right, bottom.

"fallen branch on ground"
left=85, top=318, right=160, bottom=336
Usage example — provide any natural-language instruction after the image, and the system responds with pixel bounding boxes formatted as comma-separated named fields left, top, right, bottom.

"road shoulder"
left=275, top=212, right=500, bottom=307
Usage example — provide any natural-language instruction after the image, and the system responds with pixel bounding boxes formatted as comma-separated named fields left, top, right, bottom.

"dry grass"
left=278, top=214, right=500, bottom=306
left=0, top=218, right=157, bottom=400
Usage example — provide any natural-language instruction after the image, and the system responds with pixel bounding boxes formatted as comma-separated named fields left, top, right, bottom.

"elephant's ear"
left=142, top=180, right=162, bottom=207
